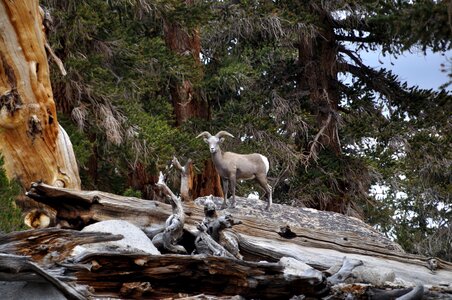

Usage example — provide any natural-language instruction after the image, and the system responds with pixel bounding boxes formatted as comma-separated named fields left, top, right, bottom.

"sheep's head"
left=196, top=131, right=234, bottom=154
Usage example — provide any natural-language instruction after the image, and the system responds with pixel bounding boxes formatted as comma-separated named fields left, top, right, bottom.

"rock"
left=73, top=220, right=160, bottom=256
left=0, top=282, right=65, bottom=300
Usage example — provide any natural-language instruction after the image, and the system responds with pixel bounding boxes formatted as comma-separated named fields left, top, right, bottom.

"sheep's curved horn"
left=196, top=131, right=212, bottom=139
left=215, top=131, right=235, bottom=138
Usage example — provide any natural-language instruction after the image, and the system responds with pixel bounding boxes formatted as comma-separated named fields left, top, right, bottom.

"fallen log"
left=0, top=228, right=328, bottom=299
left=22, top=182, right=452, bottom=296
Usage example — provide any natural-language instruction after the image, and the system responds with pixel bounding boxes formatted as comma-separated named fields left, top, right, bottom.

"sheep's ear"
left=203, top=138, right=209, bottom=143
left=219, top=137, right=225, bottom=143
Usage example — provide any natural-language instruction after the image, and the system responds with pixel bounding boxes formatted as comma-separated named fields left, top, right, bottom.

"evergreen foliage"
left=0, top=157, right=25, bottom=233
left=36, top=0, right=451, bottom=260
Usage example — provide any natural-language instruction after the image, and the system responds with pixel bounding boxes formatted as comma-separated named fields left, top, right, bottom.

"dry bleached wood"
left=150, top=172, right=187, bottom=254
left=24, top=182, right=452, bottom=288
left=327, top=257, right=363, bottom=284
left=193, top=197, right=242, bottom=259
left=172, top=156, right=195, bottom=202
left=0, top=228, right=328, bottom=299
left=5, top=183, right=452, bottom=299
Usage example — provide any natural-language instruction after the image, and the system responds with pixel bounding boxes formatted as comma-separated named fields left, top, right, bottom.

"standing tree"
left=16, top=0, right=449, bottom=261
left=0, top=0, right=80, bottom=190
left=202, top=1, right=451, bottom=258
left=40, top=0, right=223, bottom=200
left=161, top=0, right=224, bottom=200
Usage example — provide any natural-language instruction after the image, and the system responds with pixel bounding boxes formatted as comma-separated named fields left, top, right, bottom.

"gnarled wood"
left=0, top=228, right=328, bottom=299
left=25, top=182, right=452, bottom=288
left=151, top=172, right=187, bottom=254
left=0, top=0, right=80, bottom=189
left=173, top=156, right=195, bottom=202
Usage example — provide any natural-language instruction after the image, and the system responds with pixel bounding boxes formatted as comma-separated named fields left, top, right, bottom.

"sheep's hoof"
left=221, top=203, right=228, bottom=210
left=265, top=205, right=271, bottom=211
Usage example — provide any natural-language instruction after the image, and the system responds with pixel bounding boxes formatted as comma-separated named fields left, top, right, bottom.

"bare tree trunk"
left=0, top=0, right=80, bottom=190
left=195, top=159, right=224, bottom=199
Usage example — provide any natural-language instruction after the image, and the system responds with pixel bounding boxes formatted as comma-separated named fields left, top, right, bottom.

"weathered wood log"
left=327, top=257, right=363, bottom=284
left=71, top=252, right=328, bottom=299
left=151, top=172, right=187, bottom=254
left=0, top=228, right=328, bottom=299
left=0, top=228, right=123, bottom=264
left=195, top=198, right=243, bottom=259
left=25, top=182, right=452, bottom=288
left=172, top=156, right=195, bottom=202
left=0, top=228, right=125, bottom=299
left=194, top=225, right=236, bottom=258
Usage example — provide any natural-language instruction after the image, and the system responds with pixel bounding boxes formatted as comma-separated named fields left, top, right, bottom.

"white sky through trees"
left=361, top=49, right=451, bottom=91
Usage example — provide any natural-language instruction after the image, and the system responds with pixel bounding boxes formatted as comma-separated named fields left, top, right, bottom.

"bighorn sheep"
left=196, top=131, right=272, bottom=210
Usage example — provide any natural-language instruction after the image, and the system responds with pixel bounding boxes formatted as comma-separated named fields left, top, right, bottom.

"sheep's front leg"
left=265, top=184, right=273, bottom=210
left=221, top=178, right=229, bottom=209
left=229, top=176, right=237, bottom=208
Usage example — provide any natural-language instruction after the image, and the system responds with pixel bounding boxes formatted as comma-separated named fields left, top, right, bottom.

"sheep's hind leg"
left=221, top=178, right=229, bottom=209
left=256, top=175, right=272, bottom=210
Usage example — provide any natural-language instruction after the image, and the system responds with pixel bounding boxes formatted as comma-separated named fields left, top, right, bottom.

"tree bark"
left=162, top=1, right=223, bottom=200
left=298, top=8, right=341, bottom=159
left=163, top=13, right=209, bottom=126
left=296, top=5, right=369, bottom=217
left=0, top=0, right=80, bottom=190
left=194, top=159, right=224, bottom=199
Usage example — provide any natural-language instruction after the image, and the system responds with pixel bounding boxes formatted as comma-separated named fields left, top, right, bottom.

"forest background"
left=0, top=0, right=451, bottom=261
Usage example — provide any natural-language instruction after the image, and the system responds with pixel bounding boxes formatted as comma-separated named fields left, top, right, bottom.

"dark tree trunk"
left=163, top=18, right=209, bottom=126
left=194, top=159, right=224, bottom=199
left=297, top=11, right=341, bottom=158
left=296, top=6, right=363, bottom=216
left=162, top=1, right=222, bottom=199
left=127, top=162, right=159, bottom=200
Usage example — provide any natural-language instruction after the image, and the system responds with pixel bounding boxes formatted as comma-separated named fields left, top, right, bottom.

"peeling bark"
left=0, top=0, right=80, bottom=189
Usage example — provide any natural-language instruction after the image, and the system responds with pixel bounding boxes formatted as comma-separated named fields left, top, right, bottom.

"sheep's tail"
left=259, top=155, right=270, bottom=174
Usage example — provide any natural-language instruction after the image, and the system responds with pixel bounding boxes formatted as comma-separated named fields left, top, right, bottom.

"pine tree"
left=201, top=0, right=451, bottom=258
left=37, top=0, right=451, bottom=260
